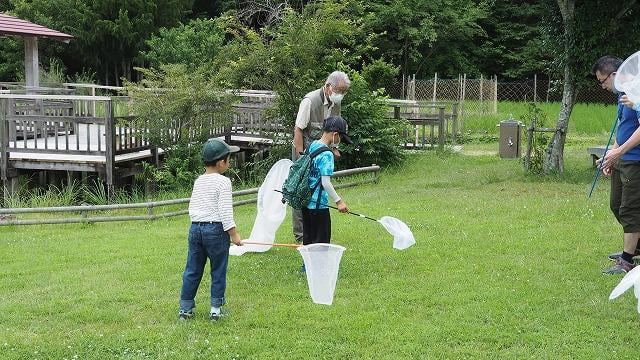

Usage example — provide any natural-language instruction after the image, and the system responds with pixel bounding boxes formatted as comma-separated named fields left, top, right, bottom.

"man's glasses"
left=597, top=72, right=612, bottom=85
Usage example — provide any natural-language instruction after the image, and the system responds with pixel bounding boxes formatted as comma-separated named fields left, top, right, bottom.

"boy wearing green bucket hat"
left=179, top=138, right=243, bottom=321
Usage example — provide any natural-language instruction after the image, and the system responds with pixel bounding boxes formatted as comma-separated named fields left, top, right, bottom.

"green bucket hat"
left=202, top=138, right=240, bottom=163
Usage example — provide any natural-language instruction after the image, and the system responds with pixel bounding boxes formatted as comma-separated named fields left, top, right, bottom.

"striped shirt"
left=188, top=173, right=236, bottom=231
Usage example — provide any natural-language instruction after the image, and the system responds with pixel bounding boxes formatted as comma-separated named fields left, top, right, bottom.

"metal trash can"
left=498, top=119, right=523, bottom=159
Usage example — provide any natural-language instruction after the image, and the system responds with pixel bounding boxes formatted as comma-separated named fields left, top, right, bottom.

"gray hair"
left=325, top=71, right=350, bottom=89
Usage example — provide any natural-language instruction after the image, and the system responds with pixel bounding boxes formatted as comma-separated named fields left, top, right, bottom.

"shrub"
left=361, top=59, right=400, bottom=92
left=143, top=18, right=226, bottom=71
left=123, top=64, right=236, bottom=150
left=339, top=69, right=409, bottom=168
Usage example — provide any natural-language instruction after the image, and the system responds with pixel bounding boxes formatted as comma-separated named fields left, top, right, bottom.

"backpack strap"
left=308, top=145, right=331, bottom=209
left=309, top=145, right=331, bottom=158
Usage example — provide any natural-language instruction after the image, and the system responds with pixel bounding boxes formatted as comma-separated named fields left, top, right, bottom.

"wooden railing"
left=387, top=100, right=460, bottom=150
left=0, top=95, right=145, bottom=155
left=0, top=165, right=380, bottom=226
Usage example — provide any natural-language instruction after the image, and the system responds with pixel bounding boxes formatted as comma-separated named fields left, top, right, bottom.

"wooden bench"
left=588, top=146, right=606, bottom=167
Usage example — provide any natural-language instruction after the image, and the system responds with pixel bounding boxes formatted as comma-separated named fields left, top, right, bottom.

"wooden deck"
left=1, top=91, right=460, bottom=202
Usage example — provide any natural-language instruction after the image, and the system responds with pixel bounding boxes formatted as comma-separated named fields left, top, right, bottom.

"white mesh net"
left=609, top=265, right=640, bottom=313
left=378, top=216, right=416, bottom=250
left=229, top=159, right=292, bottom=256
left=615, top=51, right=640, bottom=104
left=298, top=243, right=346, bottom=305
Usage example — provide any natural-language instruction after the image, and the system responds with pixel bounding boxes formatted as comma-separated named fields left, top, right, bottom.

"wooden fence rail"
left=0, top=165, right=379, bottom=226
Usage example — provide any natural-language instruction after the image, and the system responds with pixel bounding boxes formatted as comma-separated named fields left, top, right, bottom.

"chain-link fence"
left=387, top=75, right=497, bottom=117
left=385, top=74, right=617, bottom=117
left=497, top=77, right=616, bottom=104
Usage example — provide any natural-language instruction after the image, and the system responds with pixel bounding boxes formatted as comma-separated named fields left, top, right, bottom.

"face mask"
left=329, top=85, right=344, bottom=104
left=330, top=133, right=340, bottom=148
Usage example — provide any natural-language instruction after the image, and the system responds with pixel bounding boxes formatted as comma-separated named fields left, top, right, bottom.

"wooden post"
left=91, top=86, right=96, bottom=116
left=461, top=73, right=466, bottom=133
left=0, top=99, right=8, bottom=205
left=452, top=102, right=458, bottom=145
left=393, top=105, right=400, bottom=119
left=534, top=74, right=537, bottom=103
left=524, top=124, right=534, bottom=171
left=438, top=106, right=445, bottom=151
left=24, top=37, right=39, bottom=89
left=432, top=72, right=438, bottom=102
left=225, top=123, right=232, bottom=143
left=105, top=99, right=115, bottom=202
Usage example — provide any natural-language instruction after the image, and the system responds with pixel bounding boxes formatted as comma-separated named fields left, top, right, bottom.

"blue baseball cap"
left=323, top=116, right=353, bottom=144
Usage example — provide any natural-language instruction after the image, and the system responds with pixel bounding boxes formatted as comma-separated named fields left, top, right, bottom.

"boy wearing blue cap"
left=179, top=138, right=243, bottom=320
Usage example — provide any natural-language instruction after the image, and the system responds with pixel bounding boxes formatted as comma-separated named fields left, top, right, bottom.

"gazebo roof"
left=0, top=13, right=73, bottom=43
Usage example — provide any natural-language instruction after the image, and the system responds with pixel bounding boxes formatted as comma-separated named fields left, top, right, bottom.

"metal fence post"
left=479, top=74, right=484, bottom=114
left=533, top=74, right=538, bottom=103
left=494, top=75, right=498, bottom=114
left=432, top=72, right=438, bottom=102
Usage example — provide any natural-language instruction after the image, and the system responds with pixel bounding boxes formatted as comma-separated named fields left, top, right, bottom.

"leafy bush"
left=339, top=69, right=409, bottom=168
left=123, top=64, right=236, bottom=150
left=361, top=59, right=400, bottom=92
left=138, top=144, right=205, bottom=193
left=210, top=4, right=408, bottom=169
left=143, top=18, right=226, bottom=71
left=522, top=102, right=550, bottom=174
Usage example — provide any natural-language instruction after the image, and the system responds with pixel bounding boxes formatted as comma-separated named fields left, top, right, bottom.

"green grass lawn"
left=464, top=101, right=618, bottom=136
left=1, top=143, right=638, bottom=359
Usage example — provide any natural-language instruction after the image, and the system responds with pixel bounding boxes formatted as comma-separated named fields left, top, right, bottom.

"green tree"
left=208, top=3, right=407, bottom=167
left=542, top=0, right=640, bottom=173
left=143, top=18, right=226, bottom=70
left=474, top=0, right=551, bottom=79
left=8, top=0, right=193, bottom=84
left=363, top=0, right=487, bottom=78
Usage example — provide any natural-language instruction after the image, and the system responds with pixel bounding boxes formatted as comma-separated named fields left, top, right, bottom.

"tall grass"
left=4, top=179, right=152, bottom=208
left=464, top=101, right=617, bottom=136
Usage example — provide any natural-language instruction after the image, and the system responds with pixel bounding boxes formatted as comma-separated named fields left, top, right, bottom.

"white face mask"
left=328, top=85, right=344, bottom=104
left=330, top=133, right=340, bottom=148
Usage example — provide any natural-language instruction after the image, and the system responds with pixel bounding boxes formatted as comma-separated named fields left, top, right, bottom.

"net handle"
left=241, top=241, right=301, bottom=248
left=274, top=189, right=378, bottom=221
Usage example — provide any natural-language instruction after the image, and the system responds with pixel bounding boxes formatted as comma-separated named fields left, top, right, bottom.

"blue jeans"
left=180, top=222, right=230, bottom=310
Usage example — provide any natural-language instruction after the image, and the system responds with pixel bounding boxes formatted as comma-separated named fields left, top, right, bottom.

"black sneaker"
left=178, top=309, right=194, bottom=320
left=602, top=258, right=636, bottom=275
left=608, top=249, right=640, bottom=261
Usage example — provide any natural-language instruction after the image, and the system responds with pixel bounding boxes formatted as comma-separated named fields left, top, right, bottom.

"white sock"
left=210, top=306, right=221, bottom=315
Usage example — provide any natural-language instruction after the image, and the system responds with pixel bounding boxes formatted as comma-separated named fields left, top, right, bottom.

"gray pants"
left=291, top=145, right=304, bottom=243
